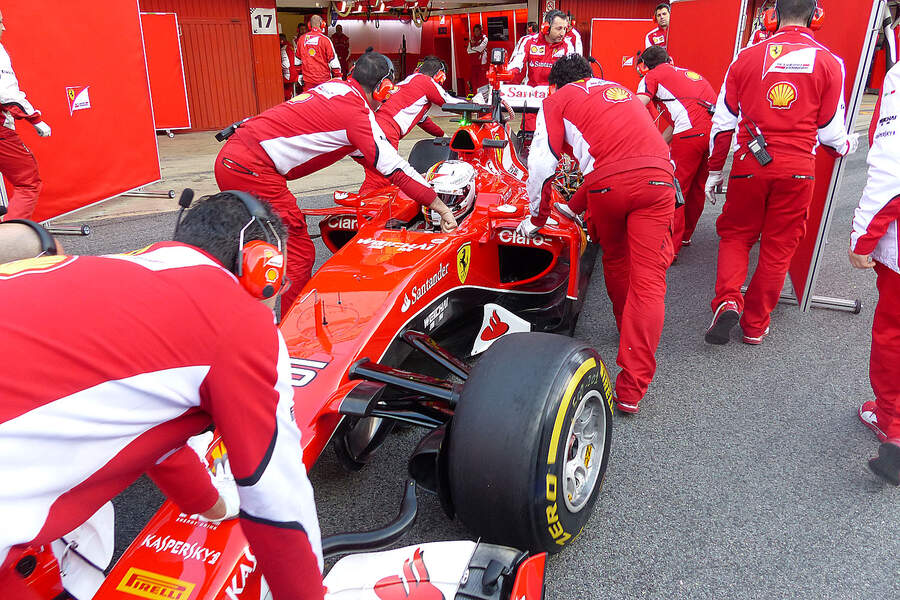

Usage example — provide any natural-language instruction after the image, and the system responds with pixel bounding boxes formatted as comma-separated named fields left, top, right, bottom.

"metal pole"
left=120, top=190, right=176, bottom=199
left=44, top=224, right=91, bottom=236
left=740, top=285, right=861, bottom=314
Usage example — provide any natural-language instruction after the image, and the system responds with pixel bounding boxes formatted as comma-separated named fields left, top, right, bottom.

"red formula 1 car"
left=11, top=53, right=613, bottom=600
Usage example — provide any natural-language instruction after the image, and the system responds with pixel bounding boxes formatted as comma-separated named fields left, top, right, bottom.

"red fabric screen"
left=2, top=0, right=160, bottom=222
left=666, top=0, right=746, bottom=92
left=141, top=12, right=191, bottom=130
left=589, top=18, right=654, bottom=92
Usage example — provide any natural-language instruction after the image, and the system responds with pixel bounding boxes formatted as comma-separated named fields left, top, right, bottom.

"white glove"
left=515, top=217, right=541, bottom=238
left=186, top=432, right=240, bottom=522
left=33, top=121, right=51, bottom=137
left=704, top=170, right=725, bottom=205
left=845, top=132, right=860, bottom=156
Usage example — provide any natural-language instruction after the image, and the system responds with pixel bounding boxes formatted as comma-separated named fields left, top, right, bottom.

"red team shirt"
left=294, top=30, right=342, bottom=88
left=709, top=26, right=853, bottom=173
left=0, top=243, right=324, bottom=599
left=527, top=78, right=673, bottom=225
left=637, top=63, right=716, bottom=134
left=508, top=33, right=577, bottom=86
left=645, top=26, right=668, bottom=49
left=376, top=72, right=466, bottom=141
left=231, top=78, right=436, bottom=206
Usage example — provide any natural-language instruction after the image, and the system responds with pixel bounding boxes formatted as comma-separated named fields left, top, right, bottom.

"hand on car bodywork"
left=516, top=216, right=541, bottom=238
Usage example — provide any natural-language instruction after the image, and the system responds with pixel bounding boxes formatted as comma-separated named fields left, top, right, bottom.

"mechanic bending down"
left=0, top=193, right=326, bottom=600
left=519, top=55, right=676, bottom=415
left=356, top=55, right=468, bottom=196
left=852, top=62, right=900, bottom=486
left=703, top=0, right=858, bottom=346
left=215, top=49, right=458, bottom=318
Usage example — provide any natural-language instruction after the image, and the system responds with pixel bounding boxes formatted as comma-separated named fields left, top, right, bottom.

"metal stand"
left=44, top=224, right=91, bottom=236
left=740, top=285, right=861, bottom=314
left=120, top=189, right=175, bottom=199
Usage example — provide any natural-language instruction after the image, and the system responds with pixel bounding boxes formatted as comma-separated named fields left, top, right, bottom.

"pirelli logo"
left=116, top=568, right=196, bottom=600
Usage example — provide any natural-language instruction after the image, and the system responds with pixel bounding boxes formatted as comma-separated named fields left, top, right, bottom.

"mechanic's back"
left=0, top=194, right=325, bottom=600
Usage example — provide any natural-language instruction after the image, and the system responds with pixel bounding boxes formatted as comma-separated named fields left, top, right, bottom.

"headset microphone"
left=173, top=188, right=195, bottom=237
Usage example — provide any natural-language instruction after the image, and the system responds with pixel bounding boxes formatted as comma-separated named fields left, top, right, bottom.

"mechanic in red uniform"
left=513, top=22, right=538, bottom=56
left=215, top=50, right=457, bottom=316
left=852, top=62, right=900, bottom=486
left=644, top=3, right=670, bottom=49
left=704, top=0, right=858, bottom=345
left=519, top=55, right=675, bottom=414
left=566, top=13, right=583, bottom=56
left=507, top=9, right=576, bottom=133
left=637, top=46, right=716, bottom=254
left=331, top=24, right=351, bottom=78
left=467, top=24, right=489, bottom=94
left=0, top=194, right=325, bottom=600
left=357, top=56, right=467, bottom=196
left=295, top=14, right=342, bottom=90
left=0, top=11, right=51, bottom=221
left=281, top=33, right=299, bottom=101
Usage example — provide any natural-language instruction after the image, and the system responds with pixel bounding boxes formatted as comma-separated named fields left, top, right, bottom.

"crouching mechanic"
left=704, top=0, right=858, bottom=345
left=357, top=56, right=468, bottom=196
left=215, top=50, right=458, bottom=317
left=0, top=193, right=325, bottom=600
left=637, top=46, right=716, bottom=254
left=851, top=62, right=900, bottom=486
left=518, top=55, right=675, bottom=414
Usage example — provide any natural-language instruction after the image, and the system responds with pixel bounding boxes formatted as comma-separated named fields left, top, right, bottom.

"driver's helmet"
left=424, top=160, right=477, bottom=227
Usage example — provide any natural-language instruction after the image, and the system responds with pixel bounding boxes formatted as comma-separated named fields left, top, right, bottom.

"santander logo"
left=480, top=311, right=509, bottom=341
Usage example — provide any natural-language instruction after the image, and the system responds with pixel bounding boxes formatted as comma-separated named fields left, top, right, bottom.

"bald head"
left=309, top=14, right=323, bottom=29
left=0, top=221, right=61, bottom=263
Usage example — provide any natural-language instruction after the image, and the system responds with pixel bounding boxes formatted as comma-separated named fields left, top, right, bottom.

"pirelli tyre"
left=447, top=332, right=614, bottom=554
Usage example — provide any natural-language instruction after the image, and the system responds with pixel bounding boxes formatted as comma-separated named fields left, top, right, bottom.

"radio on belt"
left=743, top=121, right=772, bottom=167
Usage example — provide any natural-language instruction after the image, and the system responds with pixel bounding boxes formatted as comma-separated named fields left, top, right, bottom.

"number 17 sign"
left=250, top=7, right=277, bottom=35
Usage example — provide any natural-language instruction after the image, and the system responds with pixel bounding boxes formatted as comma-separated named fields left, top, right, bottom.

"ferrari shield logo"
left=768, top=44, right=783, bottom=60
left=456, top=243, right=471, bottom=284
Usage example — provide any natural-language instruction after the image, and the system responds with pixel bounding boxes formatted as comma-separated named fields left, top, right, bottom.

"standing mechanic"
left=507, top=9, right=576, bottom=135
left=645, top=3, right=671, bottom=49
left=851, top=62, right=900, bottom=486
left=566, top=13, right=583, bottom=56
left=467, top=24, right=489, bottom=94
left=357, top=56, right=467, bottom=196
left=637, top=46, right=716, bottom=254
left=331, top=24, right=351, bottom=79
left=0, top=193, right=325, bottom=600
left=518, top=55, right=675, bottom=415
left=295, top=15, right=342, bottom=90
left=0, top=10, right=51, bottom=221
left=703, top=0, right=858, bottom=346
left=215, top=50, right=458, bottom=316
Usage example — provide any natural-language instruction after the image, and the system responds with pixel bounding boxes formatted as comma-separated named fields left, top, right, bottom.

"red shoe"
left=742, top=327, right=770, bottom=345
left=868, top=439, right=900, bottom=486
left=705, top=301, right=740, bottom=345
left=615, top=397, right=640, bottom=414
left=859, top=401, right=887, bottom=442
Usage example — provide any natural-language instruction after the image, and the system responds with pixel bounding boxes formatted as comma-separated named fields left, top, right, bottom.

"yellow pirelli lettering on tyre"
left=599, top=360, right=613, bottom=413
left=547, top=357, right=597, bottom=464
left=545, top=473, right=572, bottom=545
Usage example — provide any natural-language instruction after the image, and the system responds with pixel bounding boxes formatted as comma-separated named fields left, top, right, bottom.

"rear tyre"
left=447, top=332, right=613, bottom=554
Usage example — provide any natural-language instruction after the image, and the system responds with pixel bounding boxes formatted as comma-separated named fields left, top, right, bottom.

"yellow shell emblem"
left=290, top=92, right=313, bottom=103
left=604, top=86, right=631, bottom=103
left=767, top=82, right=797, bottom=109
left=685, top=71, right=702, bottom=81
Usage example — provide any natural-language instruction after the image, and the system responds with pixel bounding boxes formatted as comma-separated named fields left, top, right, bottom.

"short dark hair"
left=655, top=3, right=671, bottom=12
left=351, top=49, right=394, bottom=91
left=548, top=54, right=592, bottom=88
left=775, top=0, right=816, bottom=24
left=526, top=21, right=538, bottom=33
left=544, top=9, right=566, bottom=25
left=473, top=24, right=482, bottom=31
left=418, top=55, right=446, bottom=77
left=640, top=46, right=669, bottom=70
left=173, top=192, right=286, bottom=273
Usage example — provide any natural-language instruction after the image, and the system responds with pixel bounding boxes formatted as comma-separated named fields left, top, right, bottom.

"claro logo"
left=115, top=567, right=195, bottom=600
left=401, top=263, right=449, bottom=313
left=499, top=229, right=547, bottom=247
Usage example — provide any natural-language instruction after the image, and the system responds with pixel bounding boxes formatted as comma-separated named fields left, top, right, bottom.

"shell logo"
left=308, top=47, right=317, bottom=57
left=265, top=267, right=279, bottom=282
left=290, top=93, right=312, bottom=103
left=767, top=81, right=797, bottom=109
left=685, top=71, right=702, bottom=81
left=603, top=86, right=631, bottom=103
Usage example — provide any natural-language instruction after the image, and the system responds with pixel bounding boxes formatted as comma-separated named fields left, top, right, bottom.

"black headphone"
left=3, top=219, right=57, bottom=256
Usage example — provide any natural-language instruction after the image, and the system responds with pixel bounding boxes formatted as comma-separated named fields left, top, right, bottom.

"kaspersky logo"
left=116, top=567, right=195, bottom=600
left=401, top=263, right=449, bottom=313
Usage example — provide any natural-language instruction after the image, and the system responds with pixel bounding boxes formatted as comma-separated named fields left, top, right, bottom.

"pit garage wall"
left=139, top=0, right=282, bottom=131
left=556, top=0, right=661, bottom=56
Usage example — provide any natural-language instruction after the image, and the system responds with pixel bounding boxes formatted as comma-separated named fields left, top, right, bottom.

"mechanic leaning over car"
left=0, top=193, right=326, bottom=600
left=356, top=55, right=468, bottom=196
left=519, top=54, right=675, bottom=415
left=703, top=0, right=858, bottom=346
left=215, top=49, right=458, bottom=318
left=507, top=9, right=577, bottom=136
left=851, top=61, right=900, bottom=486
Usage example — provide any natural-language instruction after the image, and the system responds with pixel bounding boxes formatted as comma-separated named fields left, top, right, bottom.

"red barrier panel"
left=666, top=0, right=746, bottom=92
left=589, top=18, right=654, bottom=92
left=2, top=1, right=160, bottom=222
left=141, top=12, right=191, bottom=131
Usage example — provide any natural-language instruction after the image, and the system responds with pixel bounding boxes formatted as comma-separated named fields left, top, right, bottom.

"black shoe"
left=705, top=300, right=740, bottom=345
left=869, top=441, right=900, bottom=486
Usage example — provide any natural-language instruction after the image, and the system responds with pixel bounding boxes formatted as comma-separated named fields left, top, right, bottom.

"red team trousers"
left=214, top=139, right=316, bottom=316
left=585, top=167, right=675, bottom=406
left=0, top=128, right=42, bottom=220
left=872, top=263, right=900, bottom=440
left=712, top=158, right=816, bottom=337
left=670, top=131, right=709, bottom=249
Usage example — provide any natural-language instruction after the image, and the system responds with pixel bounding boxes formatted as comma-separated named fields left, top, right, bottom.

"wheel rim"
left=562, top=390, right=606, bottom=513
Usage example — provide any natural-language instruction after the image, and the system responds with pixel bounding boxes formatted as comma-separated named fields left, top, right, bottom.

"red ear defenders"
left=764, top=1, right=823, bottom=32
left=372, top=54, right=396, bottom=102
left=540, top=20, right=550, bottom=35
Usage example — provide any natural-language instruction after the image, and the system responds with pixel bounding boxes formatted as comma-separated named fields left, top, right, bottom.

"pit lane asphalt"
left=60, top=143, right=899, bottom=599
